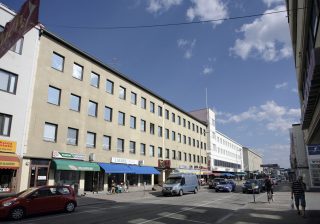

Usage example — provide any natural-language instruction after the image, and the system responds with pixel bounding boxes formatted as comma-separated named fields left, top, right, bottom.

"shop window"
left=142, top=174, right=152, bottom=185
left=126, top=174, right=138, bottom=186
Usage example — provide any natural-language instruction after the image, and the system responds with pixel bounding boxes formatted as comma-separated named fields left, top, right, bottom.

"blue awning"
left=98, top=163, right=134, bottom=174
left=128, top=165, right=160, bottom=175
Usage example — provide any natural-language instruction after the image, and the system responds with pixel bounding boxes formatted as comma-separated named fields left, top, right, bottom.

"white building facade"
left=190, top=108, right=244, bottom=174
left=0, top=3, right=40, bottom=194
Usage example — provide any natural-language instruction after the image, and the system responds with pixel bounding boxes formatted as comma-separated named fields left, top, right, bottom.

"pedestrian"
left=265, top=176, right=274, bottom=195
left=125, top=179, right=129, bottom=192
left=291, top=176, right=307, bottom=217
left=111, top=180, right=116, bottom=194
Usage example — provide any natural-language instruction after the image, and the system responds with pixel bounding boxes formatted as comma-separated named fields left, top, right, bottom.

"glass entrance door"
left=29, top=166, right=49, bottom=187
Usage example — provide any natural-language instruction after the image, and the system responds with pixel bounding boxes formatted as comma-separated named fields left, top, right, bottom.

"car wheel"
left=178, top=190, right=183, bottom=196
left=194, top=187, right=198, bottom=194
left=10, top=207, right=24, bottom=220
left=65, top=202, right=76, bottom=213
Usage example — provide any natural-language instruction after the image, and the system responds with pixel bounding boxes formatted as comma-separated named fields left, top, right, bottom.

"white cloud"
left=217, top=101, right=300, bottom=133
left=186, top=0, right=228, bottom=28
left=177, top=39, right=196, bottom=59
left=262, top=143, right=290, bottom=167
left=262, top=0, right=284, bottom=8
left=146, top=0, right=182, bottom=14
left=275, top=82, right=288, bottom=89
left=203, top=66, right=213, bottom=75
left=230, top=5, right=292, bottom=62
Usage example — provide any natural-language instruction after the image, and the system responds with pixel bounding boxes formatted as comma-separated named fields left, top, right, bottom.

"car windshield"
left=165, top=177, right=182, bottom=184
left=245, top=180, right=257, bottom=184
left=16, top=187, right=37, bottom=198
left=220, top=181, right=228, bottom=185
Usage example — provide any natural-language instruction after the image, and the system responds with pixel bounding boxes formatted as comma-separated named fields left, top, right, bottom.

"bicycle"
left=267, top=190, right=273, bottom=203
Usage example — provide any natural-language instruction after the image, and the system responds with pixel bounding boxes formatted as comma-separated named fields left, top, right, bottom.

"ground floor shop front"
left=18, top=158, right=162, bottom=195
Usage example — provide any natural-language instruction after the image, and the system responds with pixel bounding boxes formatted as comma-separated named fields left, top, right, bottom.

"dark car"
left=215, top=181, right=233, bottom=192
left=242, top=179, right=262, bottom=194
left=208, top=178, right=225, bottom=189
left=226, top=180, right=236, bottom=191
left=0, top=185, right=77, bottom=220
left=257, top=179, right=266, bottom=192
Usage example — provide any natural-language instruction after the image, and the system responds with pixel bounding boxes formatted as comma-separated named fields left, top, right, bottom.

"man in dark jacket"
left=291, top=176, right=307, bottom=217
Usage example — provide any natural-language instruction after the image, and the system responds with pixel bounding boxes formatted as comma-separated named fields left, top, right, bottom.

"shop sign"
left=0, top=160, right=19, bottom=167
left=0, top=140, right=17, bottom=153
left=0, top=188, right=10, bottom=192
left=158, top=159, right=171, bottom=168
left=52, top=151, right=85, bottom=160
left=308, top=145, right=320, bottom=155
left=111, top=157, right=139, bottom=165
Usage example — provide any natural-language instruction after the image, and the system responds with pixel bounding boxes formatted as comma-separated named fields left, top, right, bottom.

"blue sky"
left=3, top=0, right=300, bottom=168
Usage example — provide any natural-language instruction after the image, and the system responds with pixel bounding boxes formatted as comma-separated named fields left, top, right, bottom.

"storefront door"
left=29, top=159, right=50, bottom=188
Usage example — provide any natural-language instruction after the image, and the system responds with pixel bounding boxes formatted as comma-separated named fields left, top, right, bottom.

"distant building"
left=289, top=124, right=311, bottom=188
left=286, top=0, right=320, bottom=189
left=242, top=147, right=263, bottom=177
left=190, top=108, right=244, bottom=175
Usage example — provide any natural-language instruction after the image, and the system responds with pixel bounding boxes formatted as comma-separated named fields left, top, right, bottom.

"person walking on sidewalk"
left=291, top=176, right=307, bottom=217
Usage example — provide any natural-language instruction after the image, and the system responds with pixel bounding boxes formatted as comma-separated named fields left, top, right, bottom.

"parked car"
left=162, top=173, right=199, bottom=196
left=215, top=181, right=233, bottom=192
left=226, top=180, right=236, bottom=191
left=257, top=179, right=266, bottom=192
left=242, top=179, right=262, bottom=194
left=0, top=185, right=77, bottom=220
left=208, top=178, right=225, bottom=189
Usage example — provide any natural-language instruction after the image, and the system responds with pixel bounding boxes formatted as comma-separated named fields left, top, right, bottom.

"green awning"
left=52, top=159, right=100, bottom=171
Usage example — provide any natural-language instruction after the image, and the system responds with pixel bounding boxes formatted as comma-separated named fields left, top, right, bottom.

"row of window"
left=0, top=69, right=18, bottom=95
left=47, top=86, right=206, bottom=149
left=51, top=52, right=205, bottom=135
left=0, top=113, right=12, bottom=136
left=214, top=159, right=241, bottom=169
left=43, top=122, right=206, bottom=163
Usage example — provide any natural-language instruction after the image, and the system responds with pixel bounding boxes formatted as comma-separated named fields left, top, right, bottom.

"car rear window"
left=57, top=187, right=71, bottom=195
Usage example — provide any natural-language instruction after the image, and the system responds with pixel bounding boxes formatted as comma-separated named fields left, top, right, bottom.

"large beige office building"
left=18, top=30, right=207, bottom=194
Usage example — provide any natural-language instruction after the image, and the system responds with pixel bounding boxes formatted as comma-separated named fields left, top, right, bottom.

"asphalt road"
left=3, top=184, right=272, bottom=224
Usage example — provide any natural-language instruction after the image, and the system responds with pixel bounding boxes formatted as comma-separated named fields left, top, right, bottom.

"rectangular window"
left=106, top=79, right=114, bottom=94
left=51, top=52, right=64, bottom=71
left=140, top=143, right=146, bottom=155
left=189, top=153, right=192, bottom=162
left=130, top=116, right=136, bottom=129
left=130, top=141, right=136, bottom=154
left=193, top=139, right=195, bottom=147
left=47, top=86, right=61, bottom=105
left=118, top=112, right=125, bottom=125
left=197, top=155, right=200, bottom=163
left=119, top=86, right=126, bottom=100
left=86, top=132, right=96, bottom=148
left=0, top=113, right=12, bottom=136
left=67, top=127, right=78, bottom=145
left=0, top=69, right=18, bottom=94
left=158, top=106, right=162, bottom=117
left=165, top=109, right=169, bottom=119
left=172, top=150, right=176, bottom=160
left=165, top=148, right=170, bottom=159
left=165, top=129, right=169, bottom=139
left=70, top=94, right=81, bottom=112
left=172, top=131, right=176, bottom=141
left=90, top=72, right=100, bottom=88
left=158, top=147, right=162, bottom=158
left=73, top=63, right=83, bottom=80
left=196, top=125, right=199, bottom=133
left=188, top=137, right=191, bottom=145
left=131, top=92, right=137, bottom=105
left=150, top=123, right=155, bottom=135
left=193, top=155, right=196, bottom=163
left=104, top=106, right=112, bottom=121
left=188, top=121, right=190, bottom=129
left=43, top=122, right=57, bottom=142
left=103, top=135, right=111, bottom=150
left=141, top=97, right=146, bottom=109
left=184, top=152, right=187, bottom=161
left=183, top=135, right=186, bottom=144
left=10, top=37, right=23, bottom=54
left=172, top=113, right=175, bottom=123
left=178, top=133, right=181, bottom=143
left=178, top=151, right=181, bottom=161
left=178, top=116, right=181, bottom=125
left=88, top=101, right=98, bottom=117
left=192, top=123, right=195, bottom=131
left=140, top=119, right=146, bottom=132
left=150, top=102, right=155, bottom=113
left=117, top=138, right=124, bottom=152
left=149, top=145, right=155, bottom=157
left=158, top=126, right=162, bottom=137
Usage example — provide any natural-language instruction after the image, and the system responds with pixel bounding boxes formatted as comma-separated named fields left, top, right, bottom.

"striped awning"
left=0, top=152, right=20, bottom=169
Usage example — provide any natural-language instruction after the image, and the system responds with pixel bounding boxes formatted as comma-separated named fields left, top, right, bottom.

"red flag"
left=0, top=0, right=40, bottom=58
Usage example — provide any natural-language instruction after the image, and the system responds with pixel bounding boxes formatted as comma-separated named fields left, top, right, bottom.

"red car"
left=0, top=185, right=77, bottom=220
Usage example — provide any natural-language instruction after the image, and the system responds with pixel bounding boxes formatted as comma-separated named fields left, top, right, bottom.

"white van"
left=162, top=173, right=199, bottom=196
